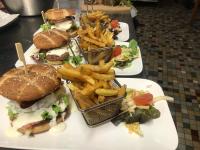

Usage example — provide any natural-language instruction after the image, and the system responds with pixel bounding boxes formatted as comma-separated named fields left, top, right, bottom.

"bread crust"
left=33, top=29, right=69, bottom=50
left=0, top=64, right=61, bottom=102
left=45, top=8, right=75, bottom=23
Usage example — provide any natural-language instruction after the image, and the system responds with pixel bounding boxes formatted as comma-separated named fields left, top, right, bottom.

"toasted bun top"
left=45, top=8, right=75, bottom=22
left=0, top=64, right=61, bottom=102
left=33, top=29, right=69, bottom=50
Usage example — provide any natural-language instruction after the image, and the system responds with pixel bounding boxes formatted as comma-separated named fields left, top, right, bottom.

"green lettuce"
left=40, top=23, right=51, bottom=31
left=41, top=111, right=53, bottom=120
left=52, top=104, right=62, bottom=115
left=7, top=107, right=17, bottom=121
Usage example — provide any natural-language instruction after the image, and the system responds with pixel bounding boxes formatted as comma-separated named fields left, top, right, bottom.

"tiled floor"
left=135, top=1, right=200, bottom=149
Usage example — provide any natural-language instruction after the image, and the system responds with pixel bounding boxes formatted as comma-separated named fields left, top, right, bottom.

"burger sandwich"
left=32, top=28, right=82, bottom=66
left=32, top=28, right=70, bottom=65
left=0, top=64, right=70, bottom=135
left=44, top=8, right=78, bottom=36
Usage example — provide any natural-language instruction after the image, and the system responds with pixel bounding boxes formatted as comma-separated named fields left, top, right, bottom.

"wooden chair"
left=191, top=0, right=200, bottom=23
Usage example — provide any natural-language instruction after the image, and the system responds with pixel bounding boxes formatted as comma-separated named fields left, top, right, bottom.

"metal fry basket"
left=80, top=47, right=113, bottom=65
left=72, top=38, right=114, bottom=65
left=71, top=79, right=125, bottom=127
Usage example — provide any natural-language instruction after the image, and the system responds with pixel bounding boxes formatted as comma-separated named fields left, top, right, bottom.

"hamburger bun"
left=45, top=8, right=75, bottom=23
left=33, top=29, right=69, bottom=50
left=0, top=64, right=61, bottom=102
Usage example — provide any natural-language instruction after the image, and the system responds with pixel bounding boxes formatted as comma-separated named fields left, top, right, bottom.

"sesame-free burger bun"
left=33, top=29, right=69, bottom=50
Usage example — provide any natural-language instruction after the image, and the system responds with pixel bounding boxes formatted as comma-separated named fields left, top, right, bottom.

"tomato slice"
left=111, top=20, right=119, bottom=29
left=133, top=93, right=153, bottom=106
left=112, top=45, right=122, bottom=57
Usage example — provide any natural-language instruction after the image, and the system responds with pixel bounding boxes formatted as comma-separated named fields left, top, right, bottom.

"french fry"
left=72, top=82, right=85, bottom=90
left=80, top=67, right=92, bottom=75
left=58, top=67, right=95, bottom=85
left=80, top=81, right=104, bottom=96
left=108, top=69, right=115, bottom=75
left=98, top=95, right=105, bottom=103
left=81, top=83, right=95, bottom=96
left=63, top=63, right=74, bottom=69
left=83, top=36, right=105, bottom=47
left=118, top=85, right=127, bottom=97
left=102, top=81, right=110, bottom=89
left=73, top=91, right=95, bottom=109
left=80, top=61, right=114, bottom=73
left=99, top=59, right=105, bottom=67
left=92, top=72, right=115, bottom=81
left=67, top=83, right=81, bottom=92
left=95, top=88, right=118, bottom=96
left=87, top=27, right=99, bottom=41
left=95, top=21, right=101, bottom=38
left=91, top=93, right=99, bottom=104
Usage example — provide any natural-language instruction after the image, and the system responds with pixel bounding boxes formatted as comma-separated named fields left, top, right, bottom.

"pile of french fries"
left=78, top=11, right=114, bottom=51
left=58, top=60, right=126, bottom=109
left=80, top=11, right=111, bottom=26
left=78, top=24, right=114, bottom=50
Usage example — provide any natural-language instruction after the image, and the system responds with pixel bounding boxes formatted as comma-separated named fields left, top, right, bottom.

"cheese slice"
left=55, top=20, right=73, bottom=31
left=46, top=48, right=68, bottom=57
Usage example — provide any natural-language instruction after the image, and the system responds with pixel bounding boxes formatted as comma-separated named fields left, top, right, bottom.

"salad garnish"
left=112, top=39, right=139, bottom=68
left=112, top=88, right=174, bottom=136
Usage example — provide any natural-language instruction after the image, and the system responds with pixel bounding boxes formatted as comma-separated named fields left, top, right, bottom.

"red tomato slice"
left=111, top=20, right=119, bottom=29
left=112, top=45, right=122, bottom=57
left=133, top=93, right=153, bottom=106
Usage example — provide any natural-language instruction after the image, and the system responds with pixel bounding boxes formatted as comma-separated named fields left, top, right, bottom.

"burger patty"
left=18, top=107, right=70, bottom=135
left=46, top=52, right=69, bottom=61
left=49, top=16, right=75, bottom=24
left=19, top=100, right=39, bottom=109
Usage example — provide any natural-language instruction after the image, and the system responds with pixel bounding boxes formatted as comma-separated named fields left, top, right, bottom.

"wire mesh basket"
left=72, top=38, right=114, bottom=65
left=71, top=79, right=125, bottom=127
left=80, top=46, right=113, bottom=65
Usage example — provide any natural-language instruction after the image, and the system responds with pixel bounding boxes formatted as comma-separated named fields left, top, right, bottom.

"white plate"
left=114, top=41, right=143, bottom=76
left=117, top=22, right=129, bottom=42
left=15, top=41, right=143, bottom=76
left=0, top=10, right=19, bottom=28
left=0, top=78, right=178, bottom=150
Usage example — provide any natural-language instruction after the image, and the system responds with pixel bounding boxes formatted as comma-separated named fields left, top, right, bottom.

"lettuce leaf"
left=40, top=23, right=51, bottom=31
left=41, top=111, right=53, bottom=120
left=52, top=104, right=62, bottom=115
left=129, top=39, right=138, bottom=50
left=7, top=107, right=17, bottom=121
